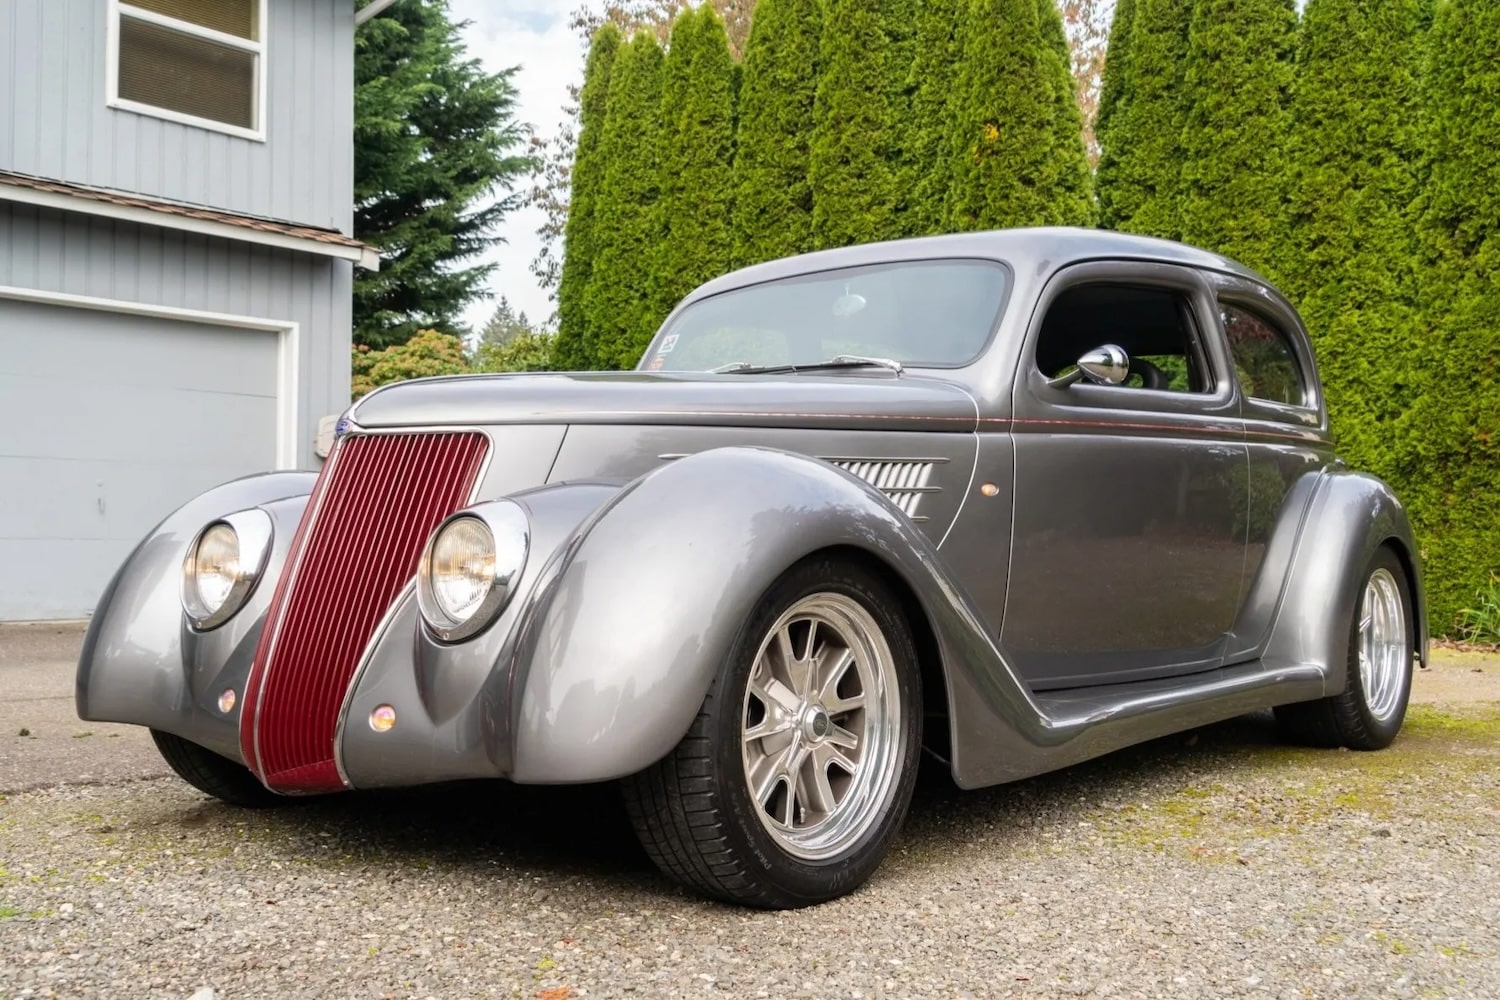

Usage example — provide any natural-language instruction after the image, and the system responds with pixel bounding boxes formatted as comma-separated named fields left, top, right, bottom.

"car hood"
left=349, top=371, right=978, bottom=433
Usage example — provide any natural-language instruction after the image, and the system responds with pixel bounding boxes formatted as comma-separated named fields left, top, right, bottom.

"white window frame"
left=106, top=0, right=269, bottom=143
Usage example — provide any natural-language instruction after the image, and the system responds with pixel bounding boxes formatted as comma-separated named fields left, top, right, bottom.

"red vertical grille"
left=239, top=431, right=490, bottom=794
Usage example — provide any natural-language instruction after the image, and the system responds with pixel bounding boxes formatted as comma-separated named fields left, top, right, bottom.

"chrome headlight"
left=182, top=509, right=274, bottom=630
left=417, top=502, right=529, bottom=642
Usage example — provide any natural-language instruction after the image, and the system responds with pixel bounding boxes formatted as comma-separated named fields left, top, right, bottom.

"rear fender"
left=1260, top=469, right=1428, bottom=689
left=75, top=473, right=317, bottom=761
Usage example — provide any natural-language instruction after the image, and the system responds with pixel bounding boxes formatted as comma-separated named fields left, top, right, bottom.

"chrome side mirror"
left=1046, top=344, right=1131, bottom=389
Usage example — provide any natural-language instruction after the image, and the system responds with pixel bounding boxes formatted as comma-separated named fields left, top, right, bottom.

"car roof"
left=678, top=227, right=1272, bottom=306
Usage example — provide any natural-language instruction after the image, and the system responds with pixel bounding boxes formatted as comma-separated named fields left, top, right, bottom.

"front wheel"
left=151, top=730, right=286, bottom=807
left=1275, top=546, right=1414, bottom=750
left=622, top=556, right=922, bottom=908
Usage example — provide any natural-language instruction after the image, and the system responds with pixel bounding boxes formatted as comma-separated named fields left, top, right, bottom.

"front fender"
left=76, top=473, right=317, bottom=760
left=507, top=447, right=959, bottom=783
left=1261, top=468, right=1428, bottom=689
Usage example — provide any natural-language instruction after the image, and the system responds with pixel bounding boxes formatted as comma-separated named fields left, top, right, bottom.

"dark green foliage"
left=352, top=0, right=531, bottom=348
left=732, top=0, right=822, bottom=265
left=1094, top=0, right=1136, bottom=148
left=883, top=0, right=923, bottom=236
left=1176, top=0, right=1297, bottom=273
left=944, top=0, right=1094, bottom=232
left=1094, top=0, right=1195, bottom=236
left=903, top=0, right=963, bottom=235
left=654, top=8, right=737, bottom=315
left=582, top=33, right=667, bottom=370
left=478, top=296, right=538, bottom=348
left=1405, top=0, right=1500, bottom=627
left=1036, top=0, right=1097, bottom=224
left=810, top=0, right=894, bottom=248
left=554, top=24, right=621, bottom=369
left=1283, top=0, right=1426, bottom=485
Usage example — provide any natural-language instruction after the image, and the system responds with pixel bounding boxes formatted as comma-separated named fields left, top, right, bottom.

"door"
left=0, top=298, right=281, bottom=620
left=1001, top=262, right=1248, bottom=690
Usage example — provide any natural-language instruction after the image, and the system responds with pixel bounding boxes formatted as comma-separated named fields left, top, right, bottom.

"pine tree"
left=1283, top=0, right=1426, bottom=486
left=582, top=33, right=666, bottom=370
left=654, top=7, right=737, bottom=315
left=810, top=0, right=894, bottom=248
left=904, top=0, right=964, bottom=235
left=1094, top=0, right=1194, bottom=236
left=945, top=0, right=1093, bottom=232
left=553, top=24, right=621, bottom=369
left=732, top=0, right=822, bottom=265
left=1406, top=0, right=1500, bottom=628
left=1176, top=0, right=1297, bottom=273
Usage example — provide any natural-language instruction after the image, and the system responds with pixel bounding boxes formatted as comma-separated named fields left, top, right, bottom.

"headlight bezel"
left=181, top=508, right=274, bottom=631
left=417, top=502, right=530, bottom=643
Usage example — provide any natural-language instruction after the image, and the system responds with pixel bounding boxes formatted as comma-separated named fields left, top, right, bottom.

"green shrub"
left=1456, top=576, right=1500, bottom=646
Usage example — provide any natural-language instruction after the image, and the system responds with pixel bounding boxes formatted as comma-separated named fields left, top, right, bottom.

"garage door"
left=0, top=298, right=281, bottom=620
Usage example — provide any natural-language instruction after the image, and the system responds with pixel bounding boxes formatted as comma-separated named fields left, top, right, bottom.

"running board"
left=951, top=660, right=1329, bottom=789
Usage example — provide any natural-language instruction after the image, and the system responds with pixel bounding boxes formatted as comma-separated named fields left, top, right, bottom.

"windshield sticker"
left=658, top=333, right=679, bottom=354
left=647, top=354, right=666, bottom=371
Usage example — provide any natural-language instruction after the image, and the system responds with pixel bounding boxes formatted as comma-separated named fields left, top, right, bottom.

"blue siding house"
left=0, top=0, right=380, bottom=620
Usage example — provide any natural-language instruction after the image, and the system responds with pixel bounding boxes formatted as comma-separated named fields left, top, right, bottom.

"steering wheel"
left=1129, top=358, right=1169, bottom=390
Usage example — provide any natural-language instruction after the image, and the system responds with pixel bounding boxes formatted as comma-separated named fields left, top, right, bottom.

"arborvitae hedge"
left=1036, top=0, right=1096, bottom=225
left=1177, top=0, right=1297, bottom=275
left=553, top=25, right=620, bottom=370
left=1095, top=0, right=1196, bottom=237
left=945, top=0, right=1093, bottom=231
left=810, top=0, right=894, bottom=248
left=904, top=0, right=963, bottom=235
left=654, top=8, right=736, bottom=316
left=883, top=0, right=922, bottom=236
left=731, top=0, right=821, bottom=266
left=1284, top=0, right=1426, bottom=486
left=1407, top=0, right=1500, bottom=629
left=1093, top=0, right=1136, bottom=153
left=581, top=33, right=665, bottom=370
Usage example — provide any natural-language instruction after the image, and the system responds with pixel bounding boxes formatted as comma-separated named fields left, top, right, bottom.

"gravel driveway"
left=3, top=635, right=1498, bottom=999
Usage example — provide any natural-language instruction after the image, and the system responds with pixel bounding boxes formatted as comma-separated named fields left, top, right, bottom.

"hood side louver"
left=825, top=458, right=942, bottom=521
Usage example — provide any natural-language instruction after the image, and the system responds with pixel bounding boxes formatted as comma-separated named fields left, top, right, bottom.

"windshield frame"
left=636, top=255, right=1016, bottom=373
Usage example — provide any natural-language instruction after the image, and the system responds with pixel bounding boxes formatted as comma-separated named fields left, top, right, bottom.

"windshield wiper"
left=711, top=355, right=904, bottom=376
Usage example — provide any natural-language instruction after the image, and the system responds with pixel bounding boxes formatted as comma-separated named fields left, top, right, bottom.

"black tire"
left=621, top=555, right=922, bottom=909
left=1275, top=546, right=1414, bottom=750
left=150, top=730, right=286, bottom=807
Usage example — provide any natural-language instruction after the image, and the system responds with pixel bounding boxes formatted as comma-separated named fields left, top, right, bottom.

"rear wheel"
left=1275, top=546, right=1414, bottom=750
left=622, top=556, right=922, bottom=908
left=150, top=730, right=285, bottom=807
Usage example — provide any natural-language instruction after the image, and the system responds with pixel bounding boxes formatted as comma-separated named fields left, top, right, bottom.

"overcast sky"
left=448, top=0, right=586, bottom=333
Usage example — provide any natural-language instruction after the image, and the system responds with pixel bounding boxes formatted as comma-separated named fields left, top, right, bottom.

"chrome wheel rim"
left=740, top=592, right=902, bottom=861
left=1358, top=568, right=1409, bottom=723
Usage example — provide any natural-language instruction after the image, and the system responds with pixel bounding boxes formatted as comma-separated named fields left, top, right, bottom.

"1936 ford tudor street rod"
left=78, top=228, right=1426, bottom=908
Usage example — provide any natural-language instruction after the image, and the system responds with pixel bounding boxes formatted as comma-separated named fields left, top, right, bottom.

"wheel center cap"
left=804, top=707, right=830, bottom=741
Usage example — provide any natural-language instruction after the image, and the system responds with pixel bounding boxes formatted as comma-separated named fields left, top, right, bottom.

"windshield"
left=639, top=259, right=1010, bottom=372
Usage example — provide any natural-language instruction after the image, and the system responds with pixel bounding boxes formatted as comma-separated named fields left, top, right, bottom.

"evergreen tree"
left=1406, top=0, right=1500, bottom=627
left=884, top=0, right=924, bottom=236
left=479, top=296, right=537, bottom=347
left=1176, top=0, right=1297, bottom=273
left=1094, top=0, right=1194, bottom=236
left=582, top=33, right=667, bottom=369
left=732, top=0, right=822, bottom=265
left=810, top=0, right=894, bottom=248
left=945, top=0, right=1093, bottom=232
left=1283, top=0, right=1426, bottom=485
left=1093, top=0, right=1136, bottom=147
left=654, top=8, right=737, bottom=315
left=904, top=0, right=964, bottom=235
left=1036, top=0, right=1097, bottom=223
left=553, top=25, right=621, bottom=370
left=353, top=0, right=532, bottom=348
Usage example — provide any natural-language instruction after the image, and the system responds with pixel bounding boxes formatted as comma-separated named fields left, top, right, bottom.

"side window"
left=1034, top=283, right=1212, bottom=393
left=1221, top=303, right=1307, bottom=406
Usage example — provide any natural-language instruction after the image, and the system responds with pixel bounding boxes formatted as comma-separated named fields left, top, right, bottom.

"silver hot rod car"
left=78, top=229, right=1426, bottom=908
